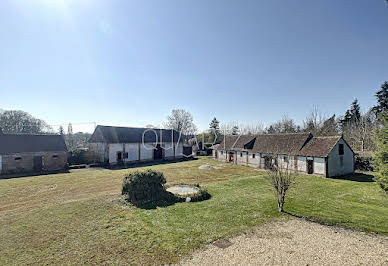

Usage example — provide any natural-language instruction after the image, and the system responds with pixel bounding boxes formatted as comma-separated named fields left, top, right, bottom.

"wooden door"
left=307, top=159, right=314, bottom=174
left=33, top=156, right=43, bottom=172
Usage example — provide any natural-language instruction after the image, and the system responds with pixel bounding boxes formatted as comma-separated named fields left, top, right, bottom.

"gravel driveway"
left=182, top=219, right=388, bottom=266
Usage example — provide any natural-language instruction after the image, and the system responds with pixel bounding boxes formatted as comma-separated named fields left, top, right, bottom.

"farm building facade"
left=213, top=133, right=354, bottom=177
left=0, top=132, right=68, bottom=176
left=88, top=125, right=185, bottom=165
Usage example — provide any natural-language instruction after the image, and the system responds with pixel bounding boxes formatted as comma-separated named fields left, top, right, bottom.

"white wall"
left=215, top=150, right=227, bottom=161
left=175, top=143, right=184, bottom=157
left=109, top=144, right=123, bottom=164
left=297, top=156, right=307, bottom=172
left=313, top=157, right=326, bottom=175
left=88, top=143, right=106, bottom=163
left=164, top=143, right=174, bottom=158
left=125, top=143, right=139, bottom=161
left=328, top=139, right=354, bottom=177
left=236, top=151, right=248, bottom=165
left=140, top=143, right=153, bottom=160
left=247, top=152, right=260, bottom=167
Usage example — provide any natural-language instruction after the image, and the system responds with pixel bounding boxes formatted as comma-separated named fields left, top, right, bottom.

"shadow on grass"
left=135, top=198, right=177, bottom=210
left=0, top=170, right=70, bottom=180
left=109, top=157, right=198, bottom=170
left=330, top=172, right=375, bottom=183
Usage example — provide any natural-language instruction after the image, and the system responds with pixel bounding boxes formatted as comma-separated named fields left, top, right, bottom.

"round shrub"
left=122, top=169, right=173, bottom=205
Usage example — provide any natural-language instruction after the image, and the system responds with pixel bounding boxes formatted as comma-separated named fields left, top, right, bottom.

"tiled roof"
left=0, top=134, right=67, bottom=155
left=217, top=132, right=344, bottom=157
left=89, top=125, right=183, bottom=143
left=297, top=136, right=341, bottom=157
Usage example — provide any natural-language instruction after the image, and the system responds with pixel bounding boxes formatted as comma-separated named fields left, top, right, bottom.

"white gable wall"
left=328, top=139, right=354, bottom=177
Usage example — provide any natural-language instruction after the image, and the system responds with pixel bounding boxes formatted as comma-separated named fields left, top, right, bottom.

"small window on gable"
left=284, top=156, right=289, bottom=163
left=14, top=157, right=22, bottom=161
left=252, top=154, right=256, bottom=159
left=123, top=152, right=128, bottom=159
left=52, top=155, right=58, bottom=159
left=339, top=144, right=344, bottom=155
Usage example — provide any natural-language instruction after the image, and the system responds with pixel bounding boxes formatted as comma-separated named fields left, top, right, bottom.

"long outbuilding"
left=88, top=125, right=185, bottom=165
left=213, top=133, right=354, bottom=177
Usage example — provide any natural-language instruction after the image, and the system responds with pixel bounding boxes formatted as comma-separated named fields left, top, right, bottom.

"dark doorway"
left=307, top=159, right=314, bottom=174
left=228, top=152, right=234, bottom=163
left=154, top=144, right=163, bottom=160
left=33, top=156, right=43, bottom=172
left=117, top=152, right=122, bottom=162
left=264, top=156, right=272, bottom=169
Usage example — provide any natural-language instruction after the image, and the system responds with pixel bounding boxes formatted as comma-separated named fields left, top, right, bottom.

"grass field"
left=0, top=157, right=387, bottom=265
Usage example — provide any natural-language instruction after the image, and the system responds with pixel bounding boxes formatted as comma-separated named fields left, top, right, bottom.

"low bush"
left=122, top=170, right=174, bottom=206
left=355, top=156, right=373, bottom=171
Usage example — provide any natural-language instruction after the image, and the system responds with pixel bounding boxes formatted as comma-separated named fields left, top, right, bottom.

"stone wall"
left=1, top=151, right=67, bottom=175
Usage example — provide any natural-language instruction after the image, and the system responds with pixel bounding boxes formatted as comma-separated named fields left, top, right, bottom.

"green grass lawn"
left=0, top=157, right=387, bottom=265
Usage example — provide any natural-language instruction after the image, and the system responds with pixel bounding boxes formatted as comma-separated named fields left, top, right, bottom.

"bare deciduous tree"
left=303, top=106, right=325, bottom=134
left=164, top=109, right=197, bottom=138
left=268, top=162, right=295, bottom=213
left=0, top=110, right=52, bottom=134
left=266, top=115, right=298, bottom=133
left=344, top=109, right=377, bottom=151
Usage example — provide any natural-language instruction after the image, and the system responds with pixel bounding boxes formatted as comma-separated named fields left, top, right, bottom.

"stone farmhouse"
left=88, top=125, right=185, bottom=165
left=213, top=133, right=354, bottom=177
left=0, top=131, right=68, bottom=176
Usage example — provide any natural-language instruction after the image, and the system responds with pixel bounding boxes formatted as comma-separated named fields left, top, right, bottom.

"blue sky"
left=0, top=0, right=387, bottom=132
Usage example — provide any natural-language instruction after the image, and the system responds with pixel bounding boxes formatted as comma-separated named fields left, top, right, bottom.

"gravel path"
left=182, top=219, right=388, bottom=266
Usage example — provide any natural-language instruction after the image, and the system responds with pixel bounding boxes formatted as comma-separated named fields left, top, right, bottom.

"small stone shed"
left=213, top=133, right=354, bottom=177
left=0, top=132, right=68, bottom=175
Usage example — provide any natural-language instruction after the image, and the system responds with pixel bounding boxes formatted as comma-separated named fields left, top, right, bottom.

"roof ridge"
left=97, top=125, right=176, bottom=132
left=255, top=132, right=310, bottom=136
left=0, top=133, right=60, bottom=136
left=313, top=135, right=342, bottom=139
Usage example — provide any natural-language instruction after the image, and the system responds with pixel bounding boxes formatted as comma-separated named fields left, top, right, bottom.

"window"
left=252, top=154, right=256, bottom=159
left=117, top=152, right=122, bottom=161
left=240, top=153, right=243, bottom=157
left=52, top=155, right=58, bottom=159
left=339, top=144, right=344, bottom=155
left=14, top=157, right=22, bottom=161
left=283, top=156, right=289, bottom=163
left=221, top=151, right=223, bottom=155
left=123, top=152, right=128, bottom=159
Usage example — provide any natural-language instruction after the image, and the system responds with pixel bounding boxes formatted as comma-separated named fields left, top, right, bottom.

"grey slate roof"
left=89, top=125, right=183, bottom=144
left=0, top=134, right=67, bottom=155
left=217, top=133, right=346, bottom=157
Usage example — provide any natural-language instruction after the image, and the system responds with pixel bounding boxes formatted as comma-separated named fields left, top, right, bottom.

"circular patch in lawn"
left=166, top=184, right=211, bottom=202
left=167, top=185, right=200, bottom=196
